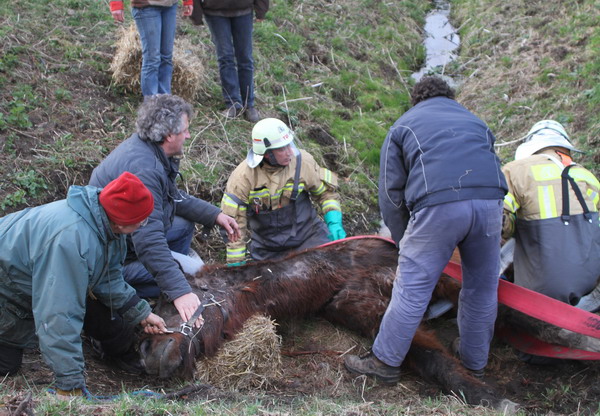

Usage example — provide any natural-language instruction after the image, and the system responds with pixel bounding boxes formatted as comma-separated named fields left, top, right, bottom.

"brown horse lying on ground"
left=139, top=237, right=515, bottom=411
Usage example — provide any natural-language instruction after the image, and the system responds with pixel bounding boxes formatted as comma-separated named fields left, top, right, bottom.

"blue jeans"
left=204, top=13, right=255, bottom=108
left=132, top=4, right=177, bottom=97
left=373, top=199, right=503, bottom=371
left=123, top=216, right=195, bottom=298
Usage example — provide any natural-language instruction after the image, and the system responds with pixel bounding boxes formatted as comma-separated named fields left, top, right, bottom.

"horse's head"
left=139, top=330, right=198, bottom=379
left=138, top=293, right=229, bottom=379
left=138, top=299, right=204, bottom=380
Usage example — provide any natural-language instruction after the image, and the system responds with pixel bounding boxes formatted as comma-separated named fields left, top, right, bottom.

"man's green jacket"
left=0, top=185, right=150, bottom=390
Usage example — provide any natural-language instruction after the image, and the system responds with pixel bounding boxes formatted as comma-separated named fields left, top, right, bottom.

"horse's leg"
left=431, top=275, right=461, bottom=306
left=406, top=328, right=517, bottom=412
left=498, top=306, right=600, bottom=352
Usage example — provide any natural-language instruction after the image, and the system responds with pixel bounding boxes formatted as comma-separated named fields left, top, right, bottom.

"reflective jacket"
left=90, top=133, right=221, bottom=301
left=379, top=96, right=507, bottom=244
left=502, top=148, right=600, bottom=304
left=0, top=185, right=150, bottom=390
left=221, top=149, right=340, bottom=263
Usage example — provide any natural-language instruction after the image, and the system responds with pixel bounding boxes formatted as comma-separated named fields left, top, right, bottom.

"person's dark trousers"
left=123, top=216, right=195, bottom=298
left=0, top=344, right=23, bottom=376
left=83, top=297, right=136, bottom=357
left=204, top=13, right=255, bottom=108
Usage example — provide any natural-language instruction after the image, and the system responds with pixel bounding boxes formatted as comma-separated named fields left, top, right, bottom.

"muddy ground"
left=5, top=300, right=600, bottom=416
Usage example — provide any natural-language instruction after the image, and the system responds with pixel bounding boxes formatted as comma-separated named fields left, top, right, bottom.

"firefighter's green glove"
left=227, top=261, right=247, bottom=267
left=324, top=210, right=347, bottom=241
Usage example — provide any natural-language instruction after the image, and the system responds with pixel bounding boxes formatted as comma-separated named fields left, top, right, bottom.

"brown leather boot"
left=344, top=350, right=401, bottom=384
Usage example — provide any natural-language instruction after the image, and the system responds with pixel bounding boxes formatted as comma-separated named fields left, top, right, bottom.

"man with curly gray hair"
left=86, top=94, right=240, bottom=371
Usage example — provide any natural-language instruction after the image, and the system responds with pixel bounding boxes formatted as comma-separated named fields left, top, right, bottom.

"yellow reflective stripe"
left=322, top=200, right=341, bottom=211
left=273, top=183, right=305, bottom=198
left=311, top=182, right=326, bottom=196
left=569, top=167, right=600, bottom=191
left=248, top=189, right=270, bottom=201
left=587, top=189, right=599, bottom=209
left=226, top=247, right=246, bottom=259
left=322, top=168, right=333, bottom=184
left=222, top=194, right=240, bottom=210
left=503, top=192, right=519, bottom=213
left=531, top=164, right=561, bottom=181
left=537, top=185, right=557, bottom=219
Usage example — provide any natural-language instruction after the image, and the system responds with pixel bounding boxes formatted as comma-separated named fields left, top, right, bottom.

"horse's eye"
left=140, top=338, right=152, bottom=357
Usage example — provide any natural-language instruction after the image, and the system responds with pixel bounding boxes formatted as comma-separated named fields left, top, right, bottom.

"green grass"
left=452, top=0, right=600, bottom=170
left=2, top=0, right=600, bottom=414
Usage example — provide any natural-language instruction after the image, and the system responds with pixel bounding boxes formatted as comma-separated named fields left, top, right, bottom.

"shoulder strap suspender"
left=561, top=165, right=592, bottom=224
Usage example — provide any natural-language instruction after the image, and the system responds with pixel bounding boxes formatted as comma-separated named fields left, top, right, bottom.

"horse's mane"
left=185, top=238, right=399, bottom=358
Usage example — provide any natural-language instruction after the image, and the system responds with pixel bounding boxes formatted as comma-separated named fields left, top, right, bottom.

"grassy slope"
left=1, top=0, right=600, bottom=414
left=453, top=0, right=600, bottom=169
left=0, top=0, right=427, bottom=232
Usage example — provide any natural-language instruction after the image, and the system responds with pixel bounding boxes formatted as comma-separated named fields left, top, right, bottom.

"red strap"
left=443, top=262, right=600, bottom=339
left=496, top=327, right=600, bottom=360
left=317, top=235, right=396, bottom=249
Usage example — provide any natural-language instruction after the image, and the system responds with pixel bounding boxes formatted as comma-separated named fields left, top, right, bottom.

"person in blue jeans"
left=109, top=0, right=194, bottom=97
left=191, top=0, right=269, bottom=122
left=344, top=76, right=508, bottom=382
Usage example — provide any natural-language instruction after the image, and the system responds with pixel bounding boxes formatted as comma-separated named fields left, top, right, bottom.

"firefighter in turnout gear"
left=221, top=118, right=346, bottom=264
left=502, top=120, right=600, bottom=305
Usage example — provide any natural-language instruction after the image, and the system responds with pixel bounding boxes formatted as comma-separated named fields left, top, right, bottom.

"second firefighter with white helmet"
left=502, top=119, right=600, bottom=305
left=221, top=118, right=347, bottom=264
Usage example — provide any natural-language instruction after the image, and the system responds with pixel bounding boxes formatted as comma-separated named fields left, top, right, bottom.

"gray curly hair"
left=136, top=94, right=193, bottom=143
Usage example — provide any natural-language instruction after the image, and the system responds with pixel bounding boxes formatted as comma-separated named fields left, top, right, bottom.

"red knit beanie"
left=99, top=172, right=154, bottom=226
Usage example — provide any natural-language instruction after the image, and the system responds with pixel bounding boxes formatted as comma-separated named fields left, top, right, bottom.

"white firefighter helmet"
left=246, top=118, right=295, bottom=168
left=515, top=120, right=582, bottom=160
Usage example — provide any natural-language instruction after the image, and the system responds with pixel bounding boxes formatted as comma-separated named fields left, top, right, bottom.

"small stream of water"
left=379, top=1, right=461, bottom=237
left=411, top=0, right=460, bottom=83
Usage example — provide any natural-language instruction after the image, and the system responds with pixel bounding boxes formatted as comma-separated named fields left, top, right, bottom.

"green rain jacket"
left=0, top=185, right=151, bottom=390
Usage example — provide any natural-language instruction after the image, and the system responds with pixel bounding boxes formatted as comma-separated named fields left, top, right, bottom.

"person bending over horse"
left=0, top=172, right=167, bottom=399
left=221, top=118, right=346, bottom=265
left=87, top=95, right=240, bottom=368
left=344, top=76, right=508, bottom=382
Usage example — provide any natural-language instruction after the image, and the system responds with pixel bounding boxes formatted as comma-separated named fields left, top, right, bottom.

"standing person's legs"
left=158, top=4, right=177, bottom=94
left=132, top=6, right=162, bottom=96
left=204, top=15, right=243, bottom=109
left=230, top=13, right=255, bottom=107
left=456, top=199, right=502, bottom=371
left=372, top=203, right=468, bottom=366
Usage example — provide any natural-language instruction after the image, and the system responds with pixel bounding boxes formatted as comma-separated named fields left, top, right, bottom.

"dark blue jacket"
left=90, top=134, right=221, bottom=301
left=379, top=96, right=507, bottom=244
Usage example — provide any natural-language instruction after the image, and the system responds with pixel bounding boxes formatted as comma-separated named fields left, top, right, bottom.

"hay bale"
left=110, top=23, right=208, bottom=101
left=195, top=314, right=282, bottom=390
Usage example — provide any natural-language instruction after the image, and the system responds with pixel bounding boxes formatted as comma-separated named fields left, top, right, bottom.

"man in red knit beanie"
left=0, top=172, right=168, bottom=398
left=99, top=171, right=154, bottom=228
